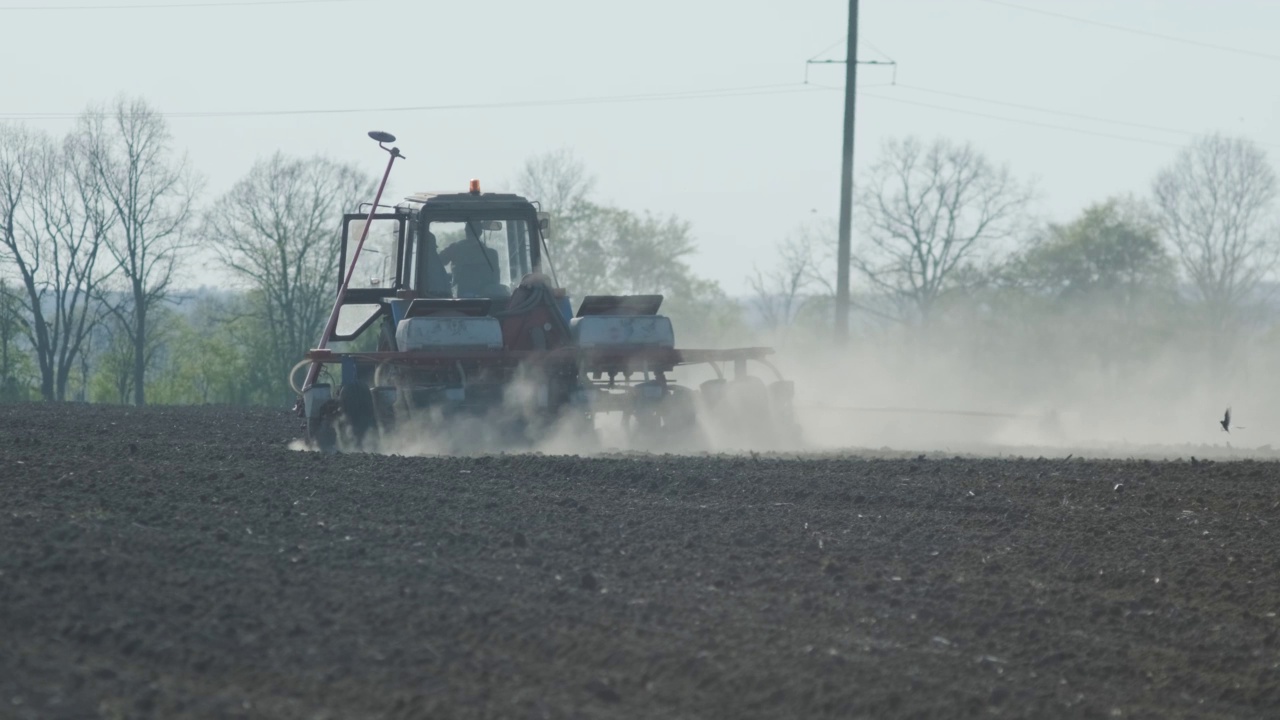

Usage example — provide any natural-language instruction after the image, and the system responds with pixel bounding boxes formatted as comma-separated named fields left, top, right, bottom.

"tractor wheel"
left=723, top=376, right=774, bottom=448
left=308, top=414, right=338, bottom=453
left=661, top=385, right=703, bottom=449
left=627, top=408, right=663, bottom=448
left=625, top=385, right=702, bottom=451
left=339, top=381, right=378, bottom=450
left=699, top=378, right=728, bottom=410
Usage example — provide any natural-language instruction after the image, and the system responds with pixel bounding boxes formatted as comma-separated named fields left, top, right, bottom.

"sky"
left=4, top=0, right=1280, bottom=297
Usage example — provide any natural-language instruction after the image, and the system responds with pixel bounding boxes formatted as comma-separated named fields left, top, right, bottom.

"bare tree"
left=28, top=131, right=115, bottom=401
left=1153, top=133, right=1278, bottom=327
left=517, top=147, right=596, bottom=217
left=0, top=123, right=114, bottom=401
left=516, top=149, right=718, bottom=299
left=855, top=137, right=1031, bottom=324
left=202, top=153, right=373, bottom=396
left=515, top=148, right=608, bottom=292
left=748, top=229, right=822, bottom=332
left=514, top=149, right=741, bottom=342
left=76, top=96, right=200, bottom=406
left=0, top=124, right=38, bottom=383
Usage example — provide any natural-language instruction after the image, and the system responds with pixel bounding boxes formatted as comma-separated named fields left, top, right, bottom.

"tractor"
left=292, top=132, right=798, bottom=453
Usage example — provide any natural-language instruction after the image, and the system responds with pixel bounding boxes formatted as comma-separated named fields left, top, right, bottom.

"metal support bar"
left=299, top=134, right=405, bottom=400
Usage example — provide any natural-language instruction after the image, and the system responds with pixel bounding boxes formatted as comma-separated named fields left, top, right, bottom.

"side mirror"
left=538, top=212, right=551, bottom=238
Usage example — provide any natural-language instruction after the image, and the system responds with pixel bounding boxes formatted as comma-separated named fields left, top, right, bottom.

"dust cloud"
left=765, top=320, right=1280, bottom=460
left=294, top=308, right=1280, bottom=460
left=296, top=365, right=801, bottom=458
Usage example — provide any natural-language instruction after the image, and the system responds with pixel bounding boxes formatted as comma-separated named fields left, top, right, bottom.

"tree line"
left=2, top=94, right=1274, bottom=407
left=0, top=96, right=737, bottom=406
left=750, top=133, right=1280, bottom=385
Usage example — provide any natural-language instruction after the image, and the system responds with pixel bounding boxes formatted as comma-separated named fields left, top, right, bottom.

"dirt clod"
left=585, top=679, right=621, bottom=703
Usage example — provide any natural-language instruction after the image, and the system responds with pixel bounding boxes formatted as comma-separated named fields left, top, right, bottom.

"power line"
left=862, top=39, right=896, bottom=64
left=891, top=83, right=1280, bottom=150
left=0, top=75, right=1221, bottom=153
left=0, top=0, right=359, bottom=9
left=979, top=0, right=1280, bottom=62
left=892, top=84, right=1203, bottom=139
left=825, top=83, right=1273, bottom=151
left=859, top=91, right=1184, bottom=149
left=0, top=83, right=829, bottom=121
left=807, top=37, right=847, bottom=62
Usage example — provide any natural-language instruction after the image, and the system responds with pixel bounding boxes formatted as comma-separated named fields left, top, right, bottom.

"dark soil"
left=2, top=403, right=1278, bottom=719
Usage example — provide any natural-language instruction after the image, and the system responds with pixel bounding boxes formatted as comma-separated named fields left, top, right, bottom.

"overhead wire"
left=818, top=10, right=1275, bottom=150
left=889, top=84, right=1222, bottom=138
left=0, top=79, right=1211, bottom=151
left=0, top=74, right=1230, bottom=151
left=861, top=39, right=896, bottom=65
left=806, top=36, right=847, bottom=62
left=978, top=0, right=1280, bottom=62
left=0, top=83, right=829, bottom=121
left=891, top=84, right=1280, bottom=150
left=0, top=37, right=1247, bottom=153
left=858, top=91, right=1185, bottom=149
left=807, top=78, right=1192, bottom=148
left=0, top=0, right=361, bottom=9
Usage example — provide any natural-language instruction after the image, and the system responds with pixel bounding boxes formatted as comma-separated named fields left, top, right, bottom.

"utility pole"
left=807, top=2, right=891, bottom=342
left=834, top=0, right=858, bottom=344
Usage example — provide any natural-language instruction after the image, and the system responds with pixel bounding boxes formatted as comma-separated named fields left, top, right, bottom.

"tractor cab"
left=402, top=185, right=544, bottom=302
left=329, top=182, right=568, bottom=353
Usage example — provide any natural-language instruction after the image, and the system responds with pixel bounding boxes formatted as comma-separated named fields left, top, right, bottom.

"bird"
left=1220, top=407, right=1245, bottom=433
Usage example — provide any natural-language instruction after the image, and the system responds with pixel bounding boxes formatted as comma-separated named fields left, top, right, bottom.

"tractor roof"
left=400, top=191, right=537, bottom=214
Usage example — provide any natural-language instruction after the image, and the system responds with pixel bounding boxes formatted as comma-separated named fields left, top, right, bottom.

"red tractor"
left=293, top=133, right=797, bottom=453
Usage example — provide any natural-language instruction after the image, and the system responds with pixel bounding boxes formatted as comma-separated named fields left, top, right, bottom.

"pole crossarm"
left=805, top=59, right=895, bottom=66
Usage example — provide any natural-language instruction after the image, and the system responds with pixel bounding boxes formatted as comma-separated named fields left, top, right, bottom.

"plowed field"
left=2, top=404, right=1278, bottom=719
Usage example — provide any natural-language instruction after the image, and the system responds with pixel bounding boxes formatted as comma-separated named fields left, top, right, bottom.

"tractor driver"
left=438, top=223, right=501, bottom=298
left=421, top=231, right=453, bottom=298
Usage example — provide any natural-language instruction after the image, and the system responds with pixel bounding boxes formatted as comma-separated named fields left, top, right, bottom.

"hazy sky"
left=5, top=0, right=1280, bottom=297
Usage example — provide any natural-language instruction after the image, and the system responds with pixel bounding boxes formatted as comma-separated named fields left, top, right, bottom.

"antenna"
left=368, top=130, right=406, bottom=159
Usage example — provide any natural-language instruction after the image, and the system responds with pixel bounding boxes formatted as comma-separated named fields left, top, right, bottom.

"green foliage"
left=564, top=205, right=747, bottom=345
left=86, top=294, right=289, bottom=407
left=203, top=153, right=374, bottom=399
left=89, top=313, right=138, bottom=404
left=518, top=150, right=744, bottom=346
left=146, top=300, right=249, bottom=405
left=934, top=198, right=1184, bottom=385
left=663, top=276, right=750, bottom=348
left=1010, top=198, right=1176, bottom=304
left=0, top=280, right=35, bottom=402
